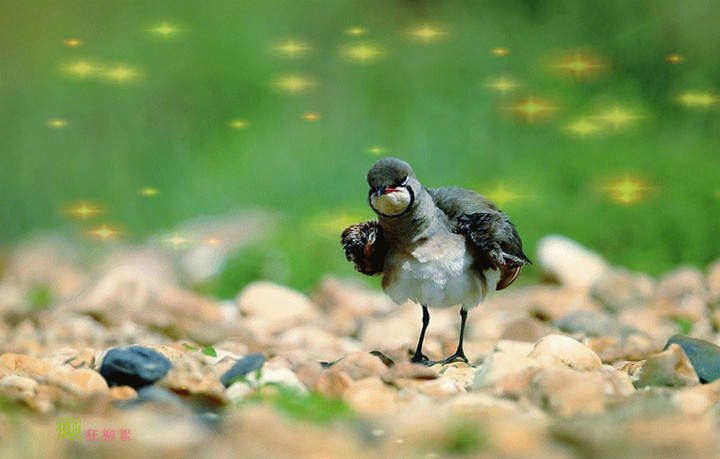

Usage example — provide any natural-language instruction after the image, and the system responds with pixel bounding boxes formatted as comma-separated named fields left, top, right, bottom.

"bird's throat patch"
left=371, top=188, right=411, bottom=216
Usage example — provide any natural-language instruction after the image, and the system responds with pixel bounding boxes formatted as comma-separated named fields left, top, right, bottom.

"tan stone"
left=536, top=235, right=610, bottom=288
left=633, top=343, right=699, bottom=388
left=343, top=377, right=398, bottom=415
left=236, top=281, right=317, bottom=336
left=0, top=353, right=50, bottom=378
left=313, top=369, right=353, bottom=398
left=109, top=385, right=138, bottom=401
left=528, top=334, right=602, bottom=371
left=331, top=352, right=390, bottom=380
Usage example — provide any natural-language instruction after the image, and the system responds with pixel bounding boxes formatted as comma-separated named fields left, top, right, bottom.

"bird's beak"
left=376, top=186, right=386, bottom=197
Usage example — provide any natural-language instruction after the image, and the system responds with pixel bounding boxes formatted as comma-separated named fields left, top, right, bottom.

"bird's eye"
left=400, top=176, right=409, bottom=187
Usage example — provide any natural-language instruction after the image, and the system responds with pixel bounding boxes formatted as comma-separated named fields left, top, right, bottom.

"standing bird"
left=341, top=158, right=530, bottom=365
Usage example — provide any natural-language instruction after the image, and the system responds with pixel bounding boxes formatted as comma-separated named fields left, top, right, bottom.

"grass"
left=1, top=0, right=719, bottom=293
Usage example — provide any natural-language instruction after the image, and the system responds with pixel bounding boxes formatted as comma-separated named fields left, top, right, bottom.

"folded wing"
left=340, top=220, right=389, bottom=276
left=429, top=187, right=531, bottom=290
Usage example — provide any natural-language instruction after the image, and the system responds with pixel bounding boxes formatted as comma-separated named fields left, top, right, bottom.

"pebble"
left=342, top=377, right=398, bottom=415
left=590, top=269, right=655, bottom=312
left=330, top=351, right=390, bottom=380
left=664, top=334, right=720, bottom=383
left=633, top=343, right=699, bottom=388
left=220, top=353, right=266, bottom=387
left=236, top=281, right=317, bottom=336
left=99, top=346, right=172, bottom=389
left=536, top=235, right=610, bottom=288
left=527, top=335, right=603, bottom=371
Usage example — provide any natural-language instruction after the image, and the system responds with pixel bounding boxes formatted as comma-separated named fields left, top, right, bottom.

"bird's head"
left=366, top=157, right=417, bottom=217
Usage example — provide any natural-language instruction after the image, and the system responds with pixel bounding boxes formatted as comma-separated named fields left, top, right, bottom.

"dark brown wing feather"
left=340, top=220, right=388, bottom=276
left=453, top=212, right=531, bottom=291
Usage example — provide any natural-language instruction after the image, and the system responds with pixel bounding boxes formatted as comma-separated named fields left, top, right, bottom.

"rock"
left=157, top=352, right=227, bottom=405
left=47, top=367, right=109, bottom=396
left=536, top=235, right=610, bottom=288
left=313, top=368, right=353, bottom=398
left=99, top=346, right=172, bottom=389
left=591, top=269, right=655, bottom=312
left=473, top=340, right=538, bottom=388
left=342, top=377, right=398, bottom=415
left=554, top=310, right=632, bottom=338
left=236, top=281, right=317, bottom=336
left=500, top=317, right=558, bottom=342
left=0, top=375, right=38, bottom=404
left=441, top=363, right=476, bottom=389
left=255, top=364, right=307, bottom=394
left=395, top=373, right=465, bottom=398
left=109, top=385, right=138, bottom=401
left=633, top=343, right=699, bottom=388
left=0, top=353, right=51, bottom=378
left=655, top=267, right=707, bottom=301
left=708, top=260, right=720, bottom=301
left=312, top=277, right=394, bottom=335
left=664, top=335, right=720, bottom=383
left=381, top=362, right=439, bottom=384
left=220, top=353, right=266, bottom=387
left=226, top=381, right=253, bottom=402
left=527, top=335, right=602, bottom=371
left=530, top=365, right=633, bottom=416
left=331, top=352, right=389, bottom=380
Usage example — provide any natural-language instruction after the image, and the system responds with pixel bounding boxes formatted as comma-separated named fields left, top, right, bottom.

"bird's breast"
left=382, top=232, right=498, bottom=308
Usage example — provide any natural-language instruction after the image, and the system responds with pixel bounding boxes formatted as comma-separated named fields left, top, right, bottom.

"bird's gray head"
left=366, top=158, right=418, bottom=217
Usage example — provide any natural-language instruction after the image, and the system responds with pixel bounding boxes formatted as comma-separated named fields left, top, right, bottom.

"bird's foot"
left=410, top=353, right=436, bottom=366
left=437, top=351, right=469, bottom=366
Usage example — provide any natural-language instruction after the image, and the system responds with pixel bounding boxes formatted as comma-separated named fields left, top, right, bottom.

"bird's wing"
left=429, top=187, right=531, bottom=290
left=340, top=220, right=389, bottom=276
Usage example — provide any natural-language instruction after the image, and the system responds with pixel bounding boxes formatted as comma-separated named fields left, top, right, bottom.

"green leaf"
left=201, top=346, right=217, bottom=357
left=182, top=343, right=199, bottom=351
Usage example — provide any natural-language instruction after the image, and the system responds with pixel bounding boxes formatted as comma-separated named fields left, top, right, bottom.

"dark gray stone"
left=664, top=334, right=720, bottom=383
left=220, top=353, right=265, bottom=387
left=100, top=346, right=172, bottom=389
left=554, top=310, right=637, bottom=338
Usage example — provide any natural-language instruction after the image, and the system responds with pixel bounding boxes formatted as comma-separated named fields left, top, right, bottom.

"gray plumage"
left=342, top=157, right=530, bottom=365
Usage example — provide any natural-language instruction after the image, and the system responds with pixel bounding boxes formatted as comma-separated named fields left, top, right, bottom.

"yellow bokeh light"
left=229, top=119, right=249, bottom=129
left=666, top=54, right=684, bottom=64
left=66, top=202, right=102, bottom=218
left=346, top=26, right=367, bottom=36
left=550, top=52, right=605, bottom=78
left=594, top=106, right=641, bottom=130
left=63, top=38, right=83, bottom=48
left=103, top=65, right=141, bottom=84
left=601, top=175, right=655, bottom=205
left=62, top=59, right=100, bottom=78
left=483, top=184, right=527, bottom=207
left=301, top=112, right=321, bottom=122
left=205, top=237, right=222, bottom=246
left=46, top=119, right=69, bottom=128
left=272, top=73, right=317, bottom=95
left=139, top=187, right=160, bottom=197
left=506, top=96, right=559, bottom=122
left=367, top=146, right=386, bottom=155
left=165, top=234, right=189, bottom=247
left=566, top=118, right=602, bottom=137
left=88, top=225, right=121, bottom=240
left=485, top=76, right=520, bottom=94
left=339, top=42, right=386, bottom=64
left=676, top=91, right=718, bottom=109
left=149, top=23, right=183, bottom=38
left=490, top=47, right=510, bottom=56
left=408, top=25, right=446, bottom=43
left=272, top=38, right=313, bottom=58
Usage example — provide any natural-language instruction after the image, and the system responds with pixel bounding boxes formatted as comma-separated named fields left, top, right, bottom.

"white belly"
left=383, top=233, right=499, bottom=309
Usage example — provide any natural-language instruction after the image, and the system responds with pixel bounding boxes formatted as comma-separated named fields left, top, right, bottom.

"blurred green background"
left=1, top=0, right=719, bottom=294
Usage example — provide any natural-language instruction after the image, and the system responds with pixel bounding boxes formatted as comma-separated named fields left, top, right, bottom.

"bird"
left=341, top=157, right=530, bottom=365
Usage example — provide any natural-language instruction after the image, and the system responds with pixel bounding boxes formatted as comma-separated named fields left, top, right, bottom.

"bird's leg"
left=439, top=308, right=469, bottom=365
left=410, top=305, right=435, bottom=365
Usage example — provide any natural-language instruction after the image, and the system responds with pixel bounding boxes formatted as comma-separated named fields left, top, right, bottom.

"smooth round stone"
left=665, top=335, right=720, bottom=383
left=528, top=335, right=602, bottom=371
left=99, top=346, right=172, bottom=389
left=220, top=353, right=266, bottom=387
